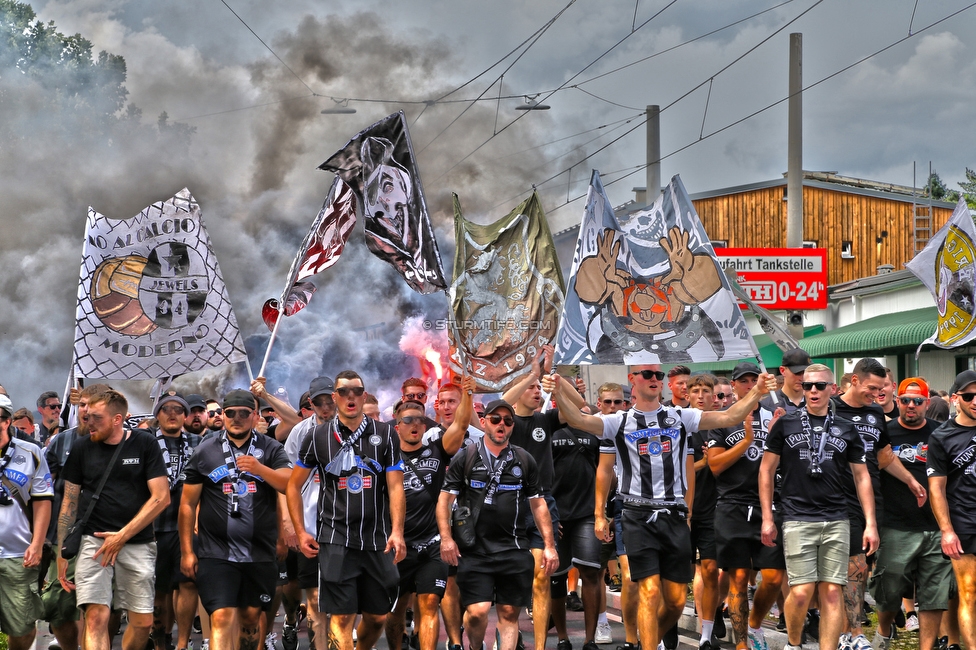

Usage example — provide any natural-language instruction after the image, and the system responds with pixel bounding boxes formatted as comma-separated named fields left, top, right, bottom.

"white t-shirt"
left=0, top=437, right=54, bottom=558
left=283, top=417, right=320, bottom=534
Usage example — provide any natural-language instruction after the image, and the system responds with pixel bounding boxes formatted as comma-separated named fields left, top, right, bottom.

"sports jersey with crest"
left=708, top=404, right=776, bottom=505
left=599, top=406, right=700, bottom=505
left=0, top=437, right=54, bottom=558
left=927, top=419, right=976, bottom=535
left=401, top=437, right=450, bottom=545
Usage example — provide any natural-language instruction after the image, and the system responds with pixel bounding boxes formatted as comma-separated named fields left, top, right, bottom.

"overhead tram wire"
left=431, top=0, right=678, bottom=184
left=492, top=0, right=824, bottom=207
left=493, top=113, right=643, bottom=160
left=416, top=0, right=578, bottom=155
left=216, top=0, right=319, bottom=97
left=537, top=0, right=976, bottom=216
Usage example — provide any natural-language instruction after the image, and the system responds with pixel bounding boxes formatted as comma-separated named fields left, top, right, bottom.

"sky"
left=4, top=0, right=976, bottom=411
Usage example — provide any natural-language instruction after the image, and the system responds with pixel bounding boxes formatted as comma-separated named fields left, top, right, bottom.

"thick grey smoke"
left=0, top=8, right=568, bottom=413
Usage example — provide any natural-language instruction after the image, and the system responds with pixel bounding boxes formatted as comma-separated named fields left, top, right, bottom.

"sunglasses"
left=336, top=386, right=365, bottom=398
left=44, top=403, right=63, bottom=410
left=958, top=392, right=976, bottom=403
left=486, top=414, right=515, bottom=426
left=602, top=399, right=624, bottom=406
left=159, top=405, right=186, bottom=415
left=398, top=415, right=424, bottom=425
left=223, top=408, right=253, bottom=420
left=208, top=408, right=223, bottom=416
left=715, top=392, right=728, bottom=400
left=801, top=382, right=830, bottom=391
left=633, top=370, right=666, bottom=381
left=404, top=392, right=427, bottom=401
left=898, top=396, right=926, bottom=406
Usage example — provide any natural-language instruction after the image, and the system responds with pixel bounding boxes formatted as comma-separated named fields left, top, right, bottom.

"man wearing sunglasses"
left=205, top=400, right=224, bottom=437
left=387, top=378, right=438, bottom=430
left=179, top=390, right=293, bottom=650
left=36, top=390, right=63, bottom=446
left=438, top=399, right=559, bottom=650
left=928, top=369, right=976, bottom=650
left=289, top=370, right=406, bottom=650
left=387, top=376, right=476, bottom=650
left=872, top=378, right=951, bottom=650
left=761, top=349, right=811, bottom=415
left=759, top=365, right=875, bottom=650
left=545, top=364, right=777, bottom=650
left=833, top=359, right=925, bottom=650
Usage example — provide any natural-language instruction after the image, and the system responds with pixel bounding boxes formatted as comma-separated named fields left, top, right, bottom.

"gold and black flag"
left=449, top=193, right=564, bottom=392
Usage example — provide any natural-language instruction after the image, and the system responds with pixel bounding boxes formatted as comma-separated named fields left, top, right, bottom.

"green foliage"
left=925, top=169, right=976, bottom=208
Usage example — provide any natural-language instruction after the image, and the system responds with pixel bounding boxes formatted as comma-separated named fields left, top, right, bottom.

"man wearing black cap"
left=288, top=370, right=406, bottom=650
left=928, top=369, right=976, bottom=650
left=152, top=392, right=203, bottom=650
left=762, top=349, right=811, bottom=414
left=179, top=389, right=292, bottom=650
left=438, top=399, right=559, bottom=650
left=184, top=394, right=210, bottom=436
left=708, top=362, right=785, bottom=650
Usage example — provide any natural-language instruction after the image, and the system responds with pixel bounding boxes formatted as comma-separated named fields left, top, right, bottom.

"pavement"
left=29, top=586, right=822, bottom=650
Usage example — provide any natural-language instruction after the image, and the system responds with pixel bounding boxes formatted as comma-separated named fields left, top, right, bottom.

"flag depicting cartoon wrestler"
left=449, top=192, right=565, bottom=392
left=319, top=110, right=447, bottom=295
left=906, top=197, right=976, bottom=354
left=553, top=171, right=755, bottom=365
left=73, top=188, right=248, bottom=380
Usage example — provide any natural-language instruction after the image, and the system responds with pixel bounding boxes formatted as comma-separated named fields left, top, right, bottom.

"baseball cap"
left=185, top=394, right=207, bottom=410
left=223, top=389, right=257, bottom=410
left=154, top=392, right=189, bottom=417
left=951, top=370, right=976, bottom=396
left=309, top=376, right=335, bottom=400
left=897, top=377, right=929, bottom=397
left=0, top=394, right=12, bottom=417
left=732, top=362, right=761, bottom=381
left=483, top=399, right=515, bottom=417
left=781, top=348, right=812, bottom=374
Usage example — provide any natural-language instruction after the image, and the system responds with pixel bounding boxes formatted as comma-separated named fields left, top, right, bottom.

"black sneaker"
left=193, top=617, right=203, bottom=634
left=935, top=637, right=949, bottom=650
left=615, top=644, right=638, bottom=650
left=567, top=591, right=584, bottom=612
left=805, top=609, right=820, bottom=641
left=663, top=624, right=678, bottom=650
left=700, top=642, right=713, bottom=650
left=516, top=632, right=526, bottom=650
left=713, top=610, right=726, bottom=640
left=558, top=640, right=573, bottom=650
left=282, top=626, right=298, bottom=650
left=776, top=613, right=787, bottom=631
left=583, top=642, right=600, bottom=650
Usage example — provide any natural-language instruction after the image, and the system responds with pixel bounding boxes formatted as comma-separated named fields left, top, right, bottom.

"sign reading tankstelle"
left=73, top=188, right=247, bottom=380
left=715, top=248, right=827, bottom=310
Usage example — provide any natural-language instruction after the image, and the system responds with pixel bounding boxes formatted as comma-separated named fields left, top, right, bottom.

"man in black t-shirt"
left=709, top=364, right=784, bottom=650
left=179, top=389, right=292, bottom=650
left=57, top=389, right=170, bottom=650
left=870, top=377, right=949, bottom=650
left=288, top=370, right=405, bottom=650
left=928, top=370, right=976, bottom=650
left=385, top=378, right=474, bottom=650
left=833, top=359, right=925, bottom=650
left=760, top=365, right=876, bottom=650
left=438, top=399, right=559, bottom=650
left=151, top=392, right=202, bottom=650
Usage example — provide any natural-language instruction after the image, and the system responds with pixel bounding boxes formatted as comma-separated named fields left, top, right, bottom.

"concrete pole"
left=646, top=105, right=660, bottom=203
left=787, top=33, right=802, bottom=248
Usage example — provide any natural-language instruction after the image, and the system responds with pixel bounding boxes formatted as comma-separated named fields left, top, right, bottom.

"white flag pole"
left=257, top=309, right=284, bottom=379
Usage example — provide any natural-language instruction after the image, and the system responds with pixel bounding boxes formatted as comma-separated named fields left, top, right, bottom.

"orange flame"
left=424, top=347, right=444, bottom=381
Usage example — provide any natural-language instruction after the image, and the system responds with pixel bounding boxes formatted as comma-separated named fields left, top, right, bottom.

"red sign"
left=715, top=248, right=827, bottom=310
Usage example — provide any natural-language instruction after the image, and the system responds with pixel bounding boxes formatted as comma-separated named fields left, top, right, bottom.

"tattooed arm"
left=56, top=481, right=80, bottom=591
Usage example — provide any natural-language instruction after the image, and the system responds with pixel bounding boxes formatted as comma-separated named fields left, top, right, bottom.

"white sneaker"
left=851, top=634, right=873, bottom=650
left=905, top=612, right=919, bottom=632
left=872, top=632, right=890, bottom=650
left=265, top=632, right=279, bottom=650
left=595, top=621, right=613, bottom=645
left=202, top=641, right=210, bottom=650
left=838, top=633, right=854, bottom=650
left=748, top=628, right=768, bottom=650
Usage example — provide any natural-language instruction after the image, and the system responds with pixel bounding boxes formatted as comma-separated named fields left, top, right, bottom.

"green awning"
left=797, top=307, right=938, bottom=358
left=688, top=324, right=826, bottom=373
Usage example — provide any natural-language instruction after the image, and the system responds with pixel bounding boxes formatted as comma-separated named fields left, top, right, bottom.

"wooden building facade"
left=685, top=172, right=956, bottom=287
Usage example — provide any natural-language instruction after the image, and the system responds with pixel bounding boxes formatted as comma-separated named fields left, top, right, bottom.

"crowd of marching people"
left=2, top=347, right=976, bottom=650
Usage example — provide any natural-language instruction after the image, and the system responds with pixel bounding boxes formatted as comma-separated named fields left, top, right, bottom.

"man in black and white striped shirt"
left=288, top=370, right=406, bottom=650
left=544, top=364, right=776, bottom=650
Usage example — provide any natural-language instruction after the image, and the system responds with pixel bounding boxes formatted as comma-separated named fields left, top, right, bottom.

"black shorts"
left=397, top=542, right=449, bottom=597
left=714, top=502, right=786, bottom=570
left=296, top=552, right=319, bottom=590
left=286, top=550, right=299, bottom=581
left=526, top=494, right=560, bottom=549
left=154, top=531, right=191, bottom=592
left=196, top=559, right=277, bottom=614
left=318, top=544, right=399, bottom=615
left=456, top=550, right=534, bottom=609
left=277, top=559, right=289, bottom=586
left=620, top=506, right=693, bottom=584
left=850, top=516, right=866, bottom=557
left=691, top=515, right=716, bottom=562
left=555, top=516, right=603, bottom=574
left=958, top=533, right=976, bottom=556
